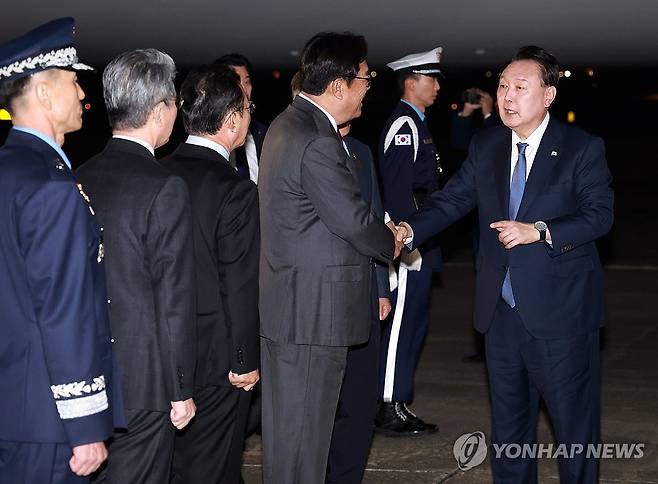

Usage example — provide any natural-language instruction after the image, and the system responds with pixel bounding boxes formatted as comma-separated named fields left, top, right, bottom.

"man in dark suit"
left=214, top=53, right=267, bottom=184
left=258, top=32, right=401, bottom=484
left=161, top=65, right=260, bottom=484
left=0, top=18, right=124, bottom=484
left=76, top=49, right=197, bottom=484
left=326, top=124, right=392, bottom=484
left=395, top=46, right=613, bottom=483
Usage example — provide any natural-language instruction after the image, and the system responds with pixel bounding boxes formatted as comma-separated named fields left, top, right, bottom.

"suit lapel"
left=493, top=133, right=512, bottom=219
left=516, top=119, right=564, bottom=220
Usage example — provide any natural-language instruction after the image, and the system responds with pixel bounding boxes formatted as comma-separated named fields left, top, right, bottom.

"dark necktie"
left=501, top=142, right=528, bottom=308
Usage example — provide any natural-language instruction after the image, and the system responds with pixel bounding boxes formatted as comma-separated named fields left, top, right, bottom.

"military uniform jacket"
left=379, top=101, right=442, bottom=270
left=0, top=129, right=125, bottom=446
left=161, top=143, right=260, bottom=387
left=76, top=138, right=196, bottom=411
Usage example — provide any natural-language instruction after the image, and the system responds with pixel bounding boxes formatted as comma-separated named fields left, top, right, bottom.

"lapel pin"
left=551, top=151, right=558, bottom=157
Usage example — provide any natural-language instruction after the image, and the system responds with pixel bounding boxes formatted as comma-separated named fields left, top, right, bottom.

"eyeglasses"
left=347, top=70, right=377, bottom=87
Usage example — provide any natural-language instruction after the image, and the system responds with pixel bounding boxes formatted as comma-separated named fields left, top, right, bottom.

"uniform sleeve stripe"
left=383, top=116, right=419, bottom=162
left=55, top=391, right=109, bottom=419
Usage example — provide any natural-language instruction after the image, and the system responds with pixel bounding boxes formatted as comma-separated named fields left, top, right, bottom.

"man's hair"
left=179, top=65, right=244, bottom=136
left=0, top=76, right=32, bottom=112
left=395, top=71, right=420, bottom=96
left=290, top=71, right=302, bottom=98
left=103, top=49, right=177, bottom=130
left=213, top=53, right=253, bottom=78
left=511, top=46, right=560, bottom=87
left=300, top=32, right=367, bottom=95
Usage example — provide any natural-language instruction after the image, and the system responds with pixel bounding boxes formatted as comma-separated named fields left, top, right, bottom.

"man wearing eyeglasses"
left=160, top=64, right=260, bottom=484
left=258, top=32, right=400, bottom=484
left=376, top=47, right=445, bottom=437
left=76, top=49, right=197, bottom=483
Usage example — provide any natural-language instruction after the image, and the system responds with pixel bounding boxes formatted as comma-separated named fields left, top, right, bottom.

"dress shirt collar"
left=298, top=93, right=338, bottom=132
left=511, top=112, right=550, bottom=151
left=12, top=126, right=72, bottom=169
left=186, top=135, right=230, bottom=160
left=401, top=99, right=426, bottom=122
left=112, top=135, right=155, bottom=156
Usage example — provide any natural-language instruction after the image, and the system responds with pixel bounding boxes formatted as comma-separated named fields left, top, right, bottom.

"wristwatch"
left=534, top=221, right=548, bottom=242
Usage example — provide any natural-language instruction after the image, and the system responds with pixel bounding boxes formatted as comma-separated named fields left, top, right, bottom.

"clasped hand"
left=386, top=222, right=411, bottom=259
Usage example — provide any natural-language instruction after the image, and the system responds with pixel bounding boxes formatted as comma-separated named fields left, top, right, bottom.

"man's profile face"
left=235, top=92, right=252, bottom=147
left=47, top=69, right=85, bottom=135
left=497, top=59, right=555, bottom=139
left=231, top=65, right=253, bottom=100
left=344, top=61, right=371, bottom=121
left=410, top=74, right=440, bottom=108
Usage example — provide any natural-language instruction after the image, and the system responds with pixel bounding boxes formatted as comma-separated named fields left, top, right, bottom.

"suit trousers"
left=92, top=409, right=174, bottom=484
left=171, top=384, right=249, bottom=484
left=260, top=337, right=348, bottom=484
left=327, top=317, right=380, bottom=484
left=486, top=300, right=600, bottom=484
left=0, top=440, right=86, bottom=484
left=380, top=264, right=433, bottom=403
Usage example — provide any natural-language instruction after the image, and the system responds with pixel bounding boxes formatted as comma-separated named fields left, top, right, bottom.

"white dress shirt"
left=186, top=135, right=230, bottom=161
left=509, top=112, right=550, bottom=183
left=244, top=132, right=259, bottom=183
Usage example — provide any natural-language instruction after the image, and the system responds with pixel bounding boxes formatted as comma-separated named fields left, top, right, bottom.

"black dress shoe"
left=399, top=402, right=438, bottom=432
left=374, top=402, right=437, bottom=437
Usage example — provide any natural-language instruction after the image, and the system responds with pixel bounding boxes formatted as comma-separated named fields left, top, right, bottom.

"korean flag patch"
left=395, top=134, right=411, bottom=146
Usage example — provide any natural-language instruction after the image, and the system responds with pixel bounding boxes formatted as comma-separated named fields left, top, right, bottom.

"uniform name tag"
left=395, top=134, right=411, bottom=146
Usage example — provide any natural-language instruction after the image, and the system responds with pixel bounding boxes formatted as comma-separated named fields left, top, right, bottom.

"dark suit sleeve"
left=21, top=180, right=112, bottom=447
left=379, top=122, right=417, bottom=221
left=545, top=136, right=614, bottom=257
left=301, top=137, right=394, bottom=263
left=216, top=180, right=260, bottom=374
left=368, top=150, right=392, bottom=300
left=409, top=137, right=479, bottom=247
left=146, top=176, right=197, bottom=402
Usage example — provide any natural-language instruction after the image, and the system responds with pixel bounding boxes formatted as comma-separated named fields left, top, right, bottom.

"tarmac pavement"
left=242, top=264, right=658, bottom=483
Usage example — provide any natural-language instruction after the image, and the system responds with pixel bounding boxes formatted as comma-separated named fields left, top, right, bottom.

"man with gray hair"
left=76, top=49, right=197, bottom=484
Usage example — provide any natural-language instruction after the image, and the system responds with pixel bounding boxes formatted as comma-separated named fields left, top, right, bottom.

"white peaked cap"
left=386, top=47, right=444, bottom=76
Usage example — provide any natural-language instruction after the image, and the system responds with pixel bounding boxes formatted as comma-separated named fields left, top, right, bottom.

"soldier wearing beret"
left=0, top=18, right=125, bottom=484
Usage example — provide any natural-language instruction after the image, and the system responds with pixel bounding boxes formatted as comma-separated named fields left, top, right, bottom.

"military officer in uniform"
left=0, top=18, right=125, bottom=484
left=376, top=48, right=444, bottom=436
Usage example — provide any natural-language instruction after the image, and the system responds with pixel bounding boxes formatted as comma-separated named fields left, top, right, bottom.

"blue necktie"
left=501, top=142, right=528, bottom=307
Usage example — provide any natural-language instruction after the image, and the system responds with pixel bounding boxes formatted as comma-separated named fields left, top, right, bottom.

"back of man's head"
left=0, top=76, right=32, bottom=113
left=300, top=32, right=367, bottom=96
left=179, top=65, right=243, bottom=136
left=103, top=48, right=177, bottom=131
left=213, top=53, right=253, bottom=77
left=510, top=46, right=560, bottom=88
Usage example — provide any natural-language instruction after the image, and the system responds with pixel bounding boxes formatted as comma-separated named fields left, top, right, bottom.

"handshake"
left=386, top=221, right=412, bottom=259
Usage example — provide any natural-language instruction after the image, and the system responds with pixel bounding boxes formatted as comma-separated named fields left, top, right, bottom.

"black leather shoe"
left=399, top=402, right=438, bottom=432
left=375, top=402, right=437, bottom=437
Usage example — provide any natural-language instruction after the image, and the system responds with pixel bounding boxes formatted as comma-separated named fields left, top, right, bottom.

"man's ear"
left=545, top=86, right=557, bottom=108
left=33, top=78, right=53, bottom=111
left=330, top=78, right=345, bottom=100
left=152, top=102, right=165, bottom=126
